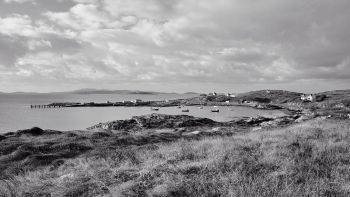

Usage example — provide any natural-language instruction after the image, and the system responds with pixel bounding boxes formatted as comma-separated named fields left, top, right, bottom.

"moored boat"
left=211, top=106, right=219, bottom=112
left=151, top=107, right=160, bottom=111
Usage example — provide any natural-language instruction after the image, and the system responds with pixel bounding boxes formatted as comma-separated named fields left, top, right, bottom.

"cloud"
left=0, top=14, right=37, bottom=37
left=3, top=0, right=34, bottom=3
left=27, top=39, right=52, bottom=50
left=1, top=0, right=350, bottom=92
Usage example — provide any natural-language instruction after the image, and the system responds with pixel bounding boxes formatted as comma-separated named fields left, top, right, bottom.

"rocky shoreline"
left=2, top=89, right=349, bottom=178
left=0, top=113, right=305, bottom=175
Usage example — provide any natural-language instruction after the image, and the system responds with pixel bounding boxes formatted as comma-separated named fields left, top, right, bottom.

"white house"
left=131, top=99, right=142, bottom=104
left=301, top=94, right=314, bottom=102
left=225, top=93, right=236, bottom=97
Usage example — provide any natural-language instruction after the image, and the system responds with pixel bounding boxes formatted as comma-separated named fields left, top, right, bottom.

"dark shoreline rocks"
left=0, top=135, right=5, bottom=141
left=87, top=113, right=302, bottom=132
left=87, top=114, right=221, bottom=131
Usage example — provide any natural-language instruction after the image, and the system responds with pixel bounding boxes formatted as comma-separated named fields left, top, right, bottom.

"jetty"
left=30, top=105, right=63, bottom=108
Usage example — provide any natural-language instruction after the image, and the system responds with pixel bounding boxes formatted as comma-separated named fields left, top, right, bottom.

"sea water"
left=0, top=93, right=286, bottom=133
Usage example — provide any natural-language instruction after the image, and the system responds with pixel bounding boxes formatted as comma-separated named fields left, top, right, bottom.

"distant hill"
left=68, top=89, right=158, bottom=95
left=64, top=88, right=195, bottom=95
left=0, top=89, right=198, bottom=95
left=183, top=92, right=198, bottom=95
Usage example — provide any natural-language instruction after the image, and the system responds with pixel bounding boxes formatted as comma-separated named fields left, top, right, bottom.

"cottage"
left=131, top=99, right=142, bottom=104
left=208, top=92, right=217, bottom=96
left=301, top=94, right=314, bottom=102
left=122, top=100, right=133, bottom=104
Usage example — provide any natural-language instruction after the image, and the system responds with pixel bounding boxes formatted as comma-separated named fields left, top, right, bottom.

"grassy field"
left=1, top=118, right=350, bottom=197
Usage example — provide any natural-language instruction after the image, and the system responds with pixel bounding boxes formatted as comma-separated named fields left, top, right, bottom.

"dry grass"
left=1, top=119, right=350, bottom=197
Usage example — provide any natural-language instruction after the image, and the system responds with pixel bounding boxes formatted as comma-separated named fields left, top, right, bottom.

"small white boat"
left=211, top=106, right=219, bottom=112
left=198, top=106, right=203, bottom=109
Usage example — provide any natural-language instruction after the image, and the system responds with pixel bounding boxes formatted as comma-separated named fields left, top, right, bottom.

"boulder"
left=17, top=127, right=45, bottom=136
left=15, top=127, right=62, bottom=136
left=234, top=116, right=273, bottom=126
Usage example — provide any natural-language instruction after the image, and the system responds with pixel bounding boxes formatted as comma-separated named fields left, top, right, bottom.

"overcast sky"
left=0, top=0, right=349, bottom=93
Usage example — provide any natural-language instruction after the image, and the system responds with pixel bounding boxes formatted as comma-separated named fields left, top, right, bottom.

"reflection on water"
left=0, top=93, right=285, bottom=132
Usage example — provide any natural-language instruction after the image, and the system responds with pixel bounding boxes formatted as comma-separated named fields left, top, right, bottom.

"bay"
left=0, top=93, right=285, bottom=133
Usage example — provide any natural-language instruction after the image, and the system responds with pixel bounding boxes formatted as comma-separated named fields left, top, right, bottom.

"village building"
left=122, top=100, right=133, bottom=104
left=131, top=99, right=142, bottom=104
left=301, top=94, right=314, bottom=102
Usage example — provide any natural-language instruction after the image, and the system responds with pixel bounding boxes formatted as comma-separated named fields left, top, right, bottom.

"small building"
left=301, top=94, right=314, bottom=102
left=122, top=100, right=133, bottom=104
left=208, top=92, right=217, bottom=96
left=225, top=100, right=230, bottom=103
left=225, top=93, right=236, bottom=97
left=131, top=99, right=142, bottom=104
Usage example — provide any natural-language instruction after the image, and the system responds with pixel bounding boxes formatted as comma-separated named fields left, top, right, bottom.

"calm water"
left=0, top=93, right=285, bottom=133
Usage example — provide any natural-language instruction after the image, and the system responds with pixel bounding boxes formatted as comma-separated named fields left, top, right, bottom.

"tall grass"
left=1, top=119, right=350, bottom=196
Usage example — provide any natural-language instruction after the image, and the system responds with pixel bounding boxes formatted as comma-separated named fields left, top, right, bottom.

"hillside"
left=1, top=118, right=350, bottom=196
left=69, top=89, right=160, bottom=95
left=237, top=90, right=302, bottom=104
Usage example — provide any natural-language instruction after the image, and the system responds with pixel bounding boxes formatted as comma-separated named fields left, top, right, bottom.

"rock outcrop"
left=88, top=114, right=221, bottom=131
left=0, top=135, right=5, bottom=142
left=15, top=127, right=62, bottom=136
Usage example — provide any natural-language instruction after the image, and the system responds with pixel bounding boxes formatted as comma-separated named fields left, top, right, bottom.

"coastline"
left=1, top=89, right=350, bottom=196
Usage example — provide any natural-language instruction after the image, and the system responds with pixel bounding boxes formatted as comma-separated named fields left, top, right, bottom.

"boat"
left=151, top=107, right=160, bottom=111
left=198, top=106, right=203, bottom=109
left=211, top=106, right=219, bottom=112
left=182, top=109, right=190, bottom=112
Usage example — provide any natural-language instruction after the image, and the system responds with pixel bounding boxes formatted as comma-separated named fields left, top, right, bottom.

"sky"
left=0, top=0, right=349, bottom=93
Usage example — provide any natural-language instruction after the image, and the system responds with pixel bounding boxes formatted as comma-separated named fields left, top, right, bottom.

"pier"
left=30, top=105, right=63, bottom=108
